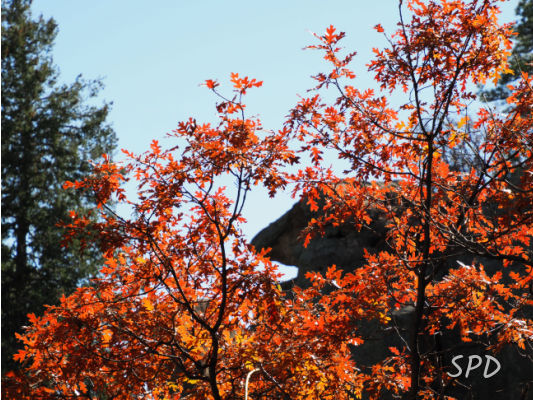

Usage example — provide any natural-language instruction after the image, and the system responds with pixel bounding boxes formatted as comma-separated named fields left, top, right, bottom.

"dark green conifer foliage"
left=1, top=0, right=117, bottom=372
left=481, top=0, right=532, bottom=101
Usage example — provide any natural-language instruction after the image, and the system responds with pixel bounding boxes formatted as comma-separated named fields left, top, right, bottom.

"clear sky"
left=30, top=0, right=519, bottom=278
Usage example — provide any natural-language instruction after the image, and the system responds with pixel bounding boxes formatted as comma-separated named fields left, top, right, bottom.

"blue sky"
left=31, top=1, right=519, bottom=278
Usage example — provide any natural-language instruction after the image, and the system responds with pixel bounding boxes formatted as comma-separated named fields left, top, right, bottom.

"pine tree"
left=1, top=0, right=117, bottom=372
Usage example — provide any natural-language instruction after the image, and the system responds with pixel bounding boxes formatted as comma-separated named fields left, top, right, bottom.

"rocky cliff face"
left=251, top=200, right=390, bottom=288
left=251, top=200, right=533, bottom=400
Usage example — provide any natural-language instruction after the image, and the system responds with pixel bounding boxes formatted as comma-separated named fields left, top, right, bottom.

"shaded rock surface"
left=251, top=200, right=533, bottom=400
left=252, top=200, right=389, bottom=288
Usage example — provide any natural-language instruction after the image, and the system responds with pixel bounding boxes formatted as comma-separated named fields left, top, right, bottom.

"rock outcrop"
left=251, top=200, right=533, bottom=400
left=251, top=200, right=390, bottom=288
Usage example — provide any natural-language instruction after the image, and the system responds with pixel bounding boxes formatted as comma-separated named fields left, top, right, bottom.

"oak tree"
left=286, top=0, right=532, bottom=398
left=3, top=0, right=532, bottom=399
left=3, top=74, right=307, bottom=399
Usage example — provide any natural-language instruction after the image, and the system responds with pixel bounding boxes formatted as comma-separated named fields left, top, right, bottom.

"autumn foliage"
left=3, top=0, right=532, bottom=399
